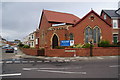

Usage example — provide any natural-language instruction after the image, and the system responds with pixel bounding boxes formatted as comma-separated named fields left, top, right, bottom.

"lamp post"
left=89, top=39, right=93, bottom=57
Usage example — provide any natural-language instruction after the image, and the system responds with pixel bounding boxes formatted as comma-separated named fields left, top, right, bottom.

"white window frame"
left=104, top=14, right=106, bottom=20
left=113, top=20, right=118, bottom=29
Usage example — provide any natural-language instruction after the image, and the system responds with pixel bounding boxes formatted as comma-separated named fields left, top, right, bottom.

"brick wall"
left=45, top=47, right=120, bottom=57
left=20, top=48, right=45, bottom=56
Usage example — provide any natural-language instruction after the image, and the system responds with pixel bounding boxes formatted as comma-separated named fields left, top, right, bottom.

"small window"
left=32, top=35, right=34, bottom=39
left=113, top=20, right=118, bottom=28
left=104, top=14, right=106, bottom=20
left=69, top=33, right=74, bottom=40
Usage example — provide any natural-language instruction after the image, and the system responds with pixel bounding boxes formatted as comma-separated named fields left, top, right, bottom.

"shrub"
left=98, top=40, right=110, bottom=47
left=22, top=45, right=30, bottom=48
left=72, top=44, right=83, bottom=48
left=18, top=42, right=24, bottom=47
left=82, top=43, right=94, bottom=48
left=55, top=46, right=65, bottom=49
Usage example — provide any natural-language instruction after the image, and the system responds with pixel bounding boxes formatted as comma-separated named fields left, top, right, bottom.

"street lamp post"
left=89, top=40, right=93, bottom=57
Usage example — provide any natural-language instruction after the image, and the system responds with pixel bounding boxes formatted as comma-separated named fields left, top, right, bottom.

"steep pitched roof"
left=101, top=10, right=120, bottom=18
left=74, top=10, right=111, bottom=27
left=43, top=10, right=80, bottom=24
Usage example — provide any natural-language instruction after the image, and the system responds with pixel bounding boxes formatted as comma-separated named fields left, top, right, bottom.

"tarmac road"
left=1, top=56, right=119, bottom=79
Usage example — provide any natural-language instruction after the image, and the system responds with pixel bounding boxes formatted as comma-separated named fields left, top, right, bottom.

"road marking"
left=0, top=61, right=3, bottom=64
left=97, top=57, right=104, bottom=59
left=23, top=67, right=82, bottom=71
left=14, top=61, right=21, bottom=63
left=23, top=68, right=38, bottom=71
left=22, top=61, right=28, bottom=63
left=0, top=73, right=21, bottom=77
left=6, top=61, right=13, bottom=64
left=109, top=65, right=120, bottom=68
left=37, top=61, right=42, bottom=63
left=57, top=60, right=64, bottom=62
left=29, top=61, right=35, bottom=63
left=44, top=61, right=50, bottom=63
left=84, top=57, right=88, bottom=59
left=64, top=60, right=70, bottom=62
left=71, top=60, right=76, bottom=62
left=109, top=56, right=117, bottom=58
left=38, top=70, right=86, bottom=74
left=23, top=68, right=70, bottom=70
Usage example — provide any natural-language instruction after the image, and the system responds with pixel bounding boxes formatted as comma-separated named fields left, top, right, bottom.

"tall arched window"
left=85, top=27, right=93, bottom=43
left=70, top=33, right=74, bottom=40
left=93, top=27, right=101, bottom=43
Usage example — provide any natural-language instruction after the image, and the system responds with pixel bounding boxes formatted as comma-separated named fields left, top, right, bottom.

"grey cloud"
left=2, top=2, right=118, bottom=41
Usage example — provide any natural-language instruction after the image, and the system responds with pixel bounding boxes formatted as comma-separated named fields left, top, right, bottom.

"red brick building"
left=101, top=9, right=120, bottom=44
left=38, top=10, right=113, bottom=49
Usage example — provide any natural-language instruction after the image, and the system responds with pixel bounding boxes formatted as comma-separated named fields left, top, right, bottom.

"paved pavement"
left=2, top=48, right=118, bottom=62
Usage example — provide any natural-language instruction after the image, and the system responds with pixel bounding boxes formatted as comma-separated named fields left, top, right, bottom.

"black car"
left=2, top=47, right=14, bottom=53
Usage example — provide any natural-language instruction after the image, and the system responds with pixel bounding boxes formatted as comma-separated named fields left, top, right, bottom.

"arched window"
left=93, top=27, right=101, bottom=43
left=69, top=33, right=74, bottom=40
left=85, top=27, right=92, bottom=43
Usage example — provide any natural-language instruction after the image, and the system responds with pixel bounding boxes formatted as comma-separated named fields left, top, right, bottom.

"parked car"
left=2, top=46, right=14, bottom=53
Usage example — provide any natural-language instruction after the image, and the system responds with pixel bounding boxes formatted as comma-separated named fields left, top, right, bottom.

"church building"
left=37, top=9, right=116, bottom=49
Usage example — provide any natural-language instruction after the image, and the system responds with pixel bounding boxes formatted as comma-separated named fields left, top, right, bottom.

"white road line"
left=29, top=61, right=35, bottom=63
left=6, top=61, right=13, bottom=63
left=23, top=68, right=38, bottom=71
left=109, top=56, right=117, bottom=58
left=23, top=68, right=69, bottom=71
left=97, top=57, right=104, bottom=59
left=14, top=61, right=21, bottom=63
left=38, top=70, right=86, bottom=74
left=0, top=61, right=3, bottom=64
left=57, top=60, right=64, bottom=62
left=84, top=57, right=88, bottom=59
left=23, top=67, right=82, bottom=71
left=71, top=60, right=76, bottom=62
left=109, top=65, right=120, bottom=68
left=0, top=73, right=21, bottom=77
left=22, top=61, right=28, bottom=63
left=44, top=61, right=50, bottom=63
left=37, top=61, right=42, bottom=63
left=64, top=60, right=70, bottom=62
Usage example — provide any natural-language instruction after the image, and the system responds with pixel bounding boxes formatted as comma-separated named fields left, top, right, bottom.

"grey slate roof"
left=103, top=10, right=120, bottom=18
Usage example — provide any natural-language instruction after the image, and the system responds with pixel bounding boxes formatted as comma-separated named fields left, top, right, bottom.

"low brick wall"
left=20, top=48, right=45, bottom=56
left=45, top=47, right=120, bottom=57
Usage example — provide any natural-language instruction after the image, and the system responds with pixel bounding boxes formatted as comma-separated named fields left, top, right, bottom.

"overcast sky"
left=1, top=1, right=119, bottom=41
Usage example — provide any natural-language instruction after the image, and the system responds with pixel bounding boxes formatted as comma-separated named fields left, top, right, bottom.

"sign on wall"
left=60, top=40, right=74, bottom=46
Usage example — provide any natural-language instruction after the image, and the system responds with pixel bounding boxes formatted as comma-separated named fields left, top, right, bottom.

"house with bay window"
left=101, top=8, right=120, bottom=44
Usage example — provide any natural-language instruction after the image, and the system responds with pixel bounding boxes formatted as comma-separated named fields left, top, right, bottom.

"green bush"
left=22, top=45, right=30, bottom=48
left=74, top=44, right=83, bottom=48
left=98, top=40, right=110, bottom=47
left=82, top=43, right=94, bottom=48
left=108, top=44, right=120, bottom=47
left=55, top=46, right=65, bottom=49
left=18, top=42, right=24, bottom=47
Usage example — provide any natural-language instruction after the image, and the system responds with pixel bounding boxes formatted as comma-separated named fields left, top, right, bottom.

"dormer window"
left=104, top=14, right=106, bottom=20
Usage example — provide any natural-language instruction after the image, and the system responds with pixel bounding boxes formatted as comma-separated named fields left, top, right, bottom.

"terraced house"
left=101, top=8, right=120, bottom=44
